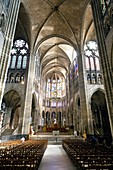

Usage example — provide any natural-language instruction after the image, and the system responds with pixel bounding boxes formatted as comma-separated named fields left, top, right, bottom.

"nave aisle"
left=38, top=144, right=78, bottom=170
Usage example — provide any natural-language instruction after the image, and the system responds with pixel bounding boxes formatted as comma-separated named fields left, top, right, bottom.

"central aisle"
left=38, top=144, right=78, bottom=170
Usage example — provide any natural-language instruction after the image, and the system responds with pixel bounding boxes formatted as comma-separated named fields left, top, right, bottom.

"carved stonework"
left=103, top=3, right=113, bottom=36
left=0, top=0, right=10, bottom=33
left=0, top=13, right=4, bottom=28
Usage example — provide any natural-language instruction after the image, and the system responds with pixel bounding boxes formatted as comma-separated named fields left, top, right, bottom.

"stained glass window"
left=84, top=41, right=102, bottom=84
left=46, top=76, right=65, bottom=98
left=70, top=50, right=78, bottom=80
left=22, top=56, right=27, bottom=69
left=84, top=41, right=99, bottom=71
left=73, top=58, right=78, bottom=79
left=52, top=82, right=57, bottom=98
left=35, top=52, right=40, bottom=81
left=14, top=39, right=25, bottom=48
left=10, top=39, right=29, bottom=69
left=51, top=102, right=56, bottom=107
left=58, top=102, right=62, bottom=107
left=11, top=55, right=16, bottom=69
left=17, top=55, right=22, bottom=69
left=85, top=57, right=90, bottom=70
left=95, top=57, right=100, bottom=70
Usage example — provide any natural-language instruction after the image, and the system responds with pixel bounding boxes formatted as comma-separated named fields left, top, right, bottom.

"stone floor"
left=38, top=144, right=79, bottom=170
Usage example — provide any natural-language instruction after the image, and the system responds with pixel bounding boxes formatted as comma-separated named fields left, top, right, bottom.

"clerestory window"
left=84, top=41, right=102, bottom=84
left=10, top=39, right=29, bottom=70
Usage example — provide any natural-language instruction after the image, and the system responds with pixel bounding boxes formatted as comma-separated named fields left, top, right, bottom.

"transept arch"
left=91, top=90, right=112, bottom=146
left=1, top=90, right=21, bottom=135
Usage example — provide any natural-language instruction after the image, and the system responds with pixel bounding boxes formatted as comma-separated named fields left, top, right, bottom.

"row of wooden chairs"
left=0, top=139, right=47, bottom=169
left=62, top=139, right=113, bottom=170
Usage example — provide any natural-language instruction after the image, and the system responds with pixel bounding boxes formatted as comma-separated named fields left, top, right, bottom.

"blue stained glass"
left=17, top=55, right=22, bottom=69
left=10, top=39, right=29, bottom=69
left=22, top=56, right=27, bottom=69
left=11, top=55, right=16, bottom=69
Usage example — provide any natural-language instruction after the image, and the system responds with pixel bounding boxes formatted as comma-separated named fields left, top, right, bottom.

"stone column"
left=0, top=111, right=4, bottom=138
left=91, top=0, right=113, bottom=137
left=78, top=51, right=89, bottom=134
left=18, top=97, right=25, bottom=133
left=3, top=107, right=11, bottom=127
left=22, top=51, right=35, bottom=134
left=67, top=72, right=70, bottom=126
left=0, top=0, right=20, bottom=109
left=34, top=109, right=39, bottom=133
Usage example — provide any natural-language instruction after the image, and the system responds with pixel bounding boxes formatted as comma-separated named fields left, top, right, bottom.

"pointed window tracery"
left=84, top=41, right=102, bottom=84
left=46, top=76, right=65, bottom=98
left=10, top=39, right=29, bottom=69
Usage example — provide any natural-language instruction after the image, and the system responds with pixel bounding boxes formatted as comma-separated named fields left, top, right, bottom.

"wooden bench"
left=62, top=139, right=113, bottom=170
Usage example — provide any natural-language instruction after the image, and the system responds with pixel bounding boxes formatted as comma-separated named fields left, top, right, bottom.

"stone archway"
left=91, top=90, right=112, bottom=146
left=2, top=90, right=21, bottom=135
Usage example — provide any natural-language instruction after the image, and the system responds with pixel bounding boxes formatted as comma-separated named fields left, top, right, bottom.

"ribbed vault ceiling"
left=21, top=0, right=92, bottom=80
left=3, top=90, right=21, bottom=109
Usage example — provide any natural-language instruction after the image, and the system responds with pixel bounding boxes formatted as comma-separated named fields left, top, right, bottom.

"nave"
left=38, top=144, right=76, bottom=170
left=1, top=137, right=113, bottom=170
